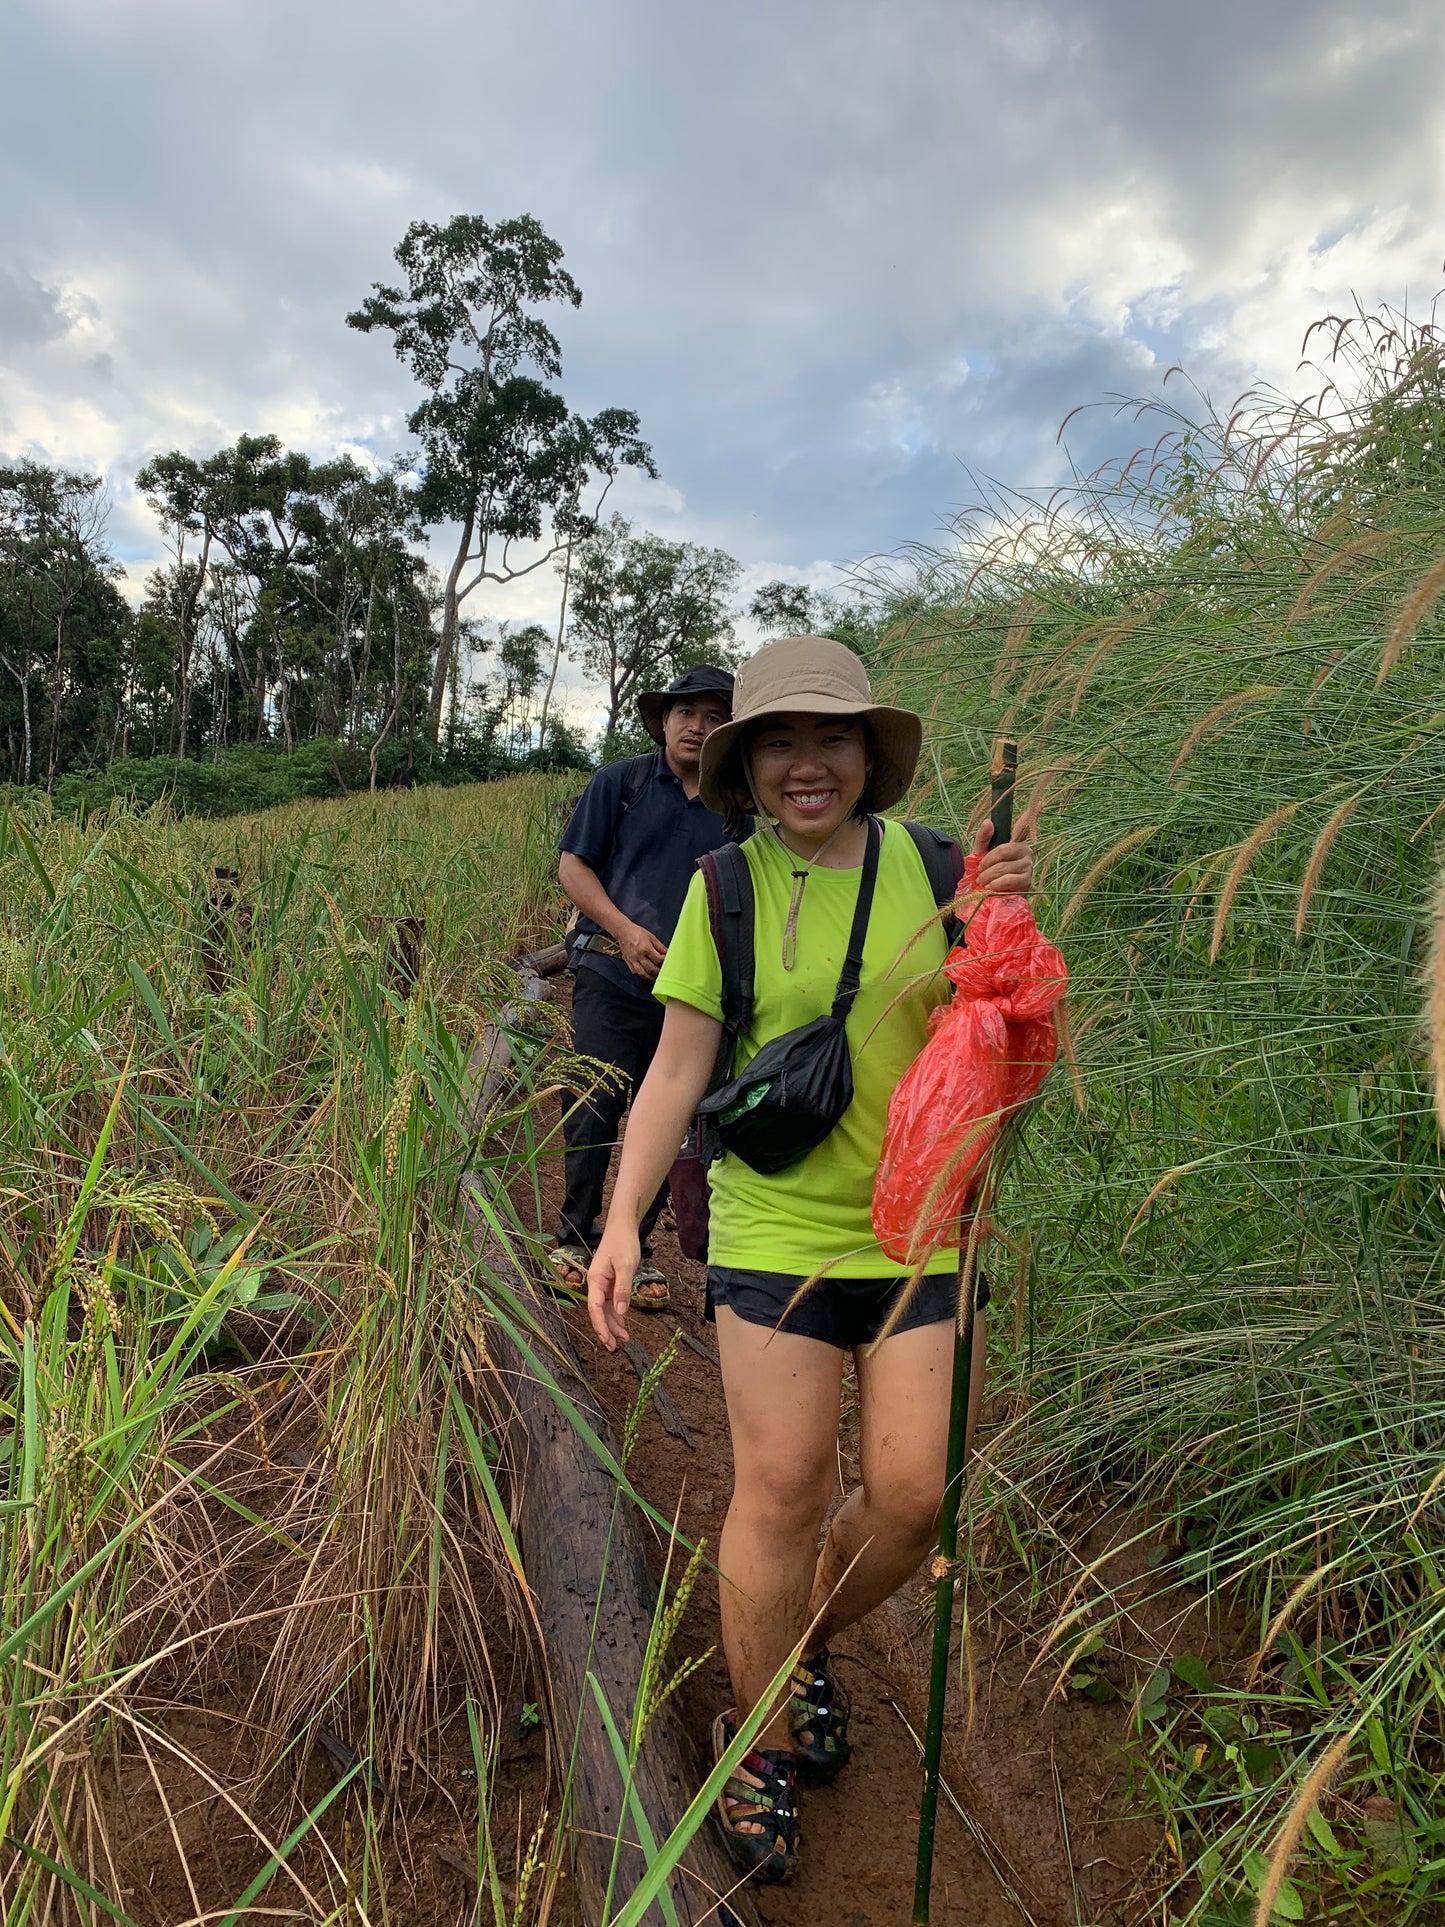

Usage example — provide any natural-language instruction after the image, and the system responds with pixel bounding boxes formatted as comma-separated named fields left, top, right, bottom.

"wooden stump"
left=201, top=866, right=252, bottom=992
left=362, top=914, right=426, bottom=992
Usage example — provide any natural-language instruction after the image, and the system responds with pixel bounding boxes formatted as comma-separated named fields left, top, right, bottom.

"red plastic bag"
left=873, top=858, right=1067, bottom=1265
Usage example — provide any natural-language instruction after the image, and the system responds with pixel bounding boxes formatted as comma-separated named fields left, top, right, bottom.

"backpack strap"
left=617, top=751, right=657, bottom=818
left=697, top=840, right=755, bottom=1091
left=558, top=751, right=655, bottom=843
left=830, top=816, right=882, bottom=1019
left=901, top=819, right=966, bottom=947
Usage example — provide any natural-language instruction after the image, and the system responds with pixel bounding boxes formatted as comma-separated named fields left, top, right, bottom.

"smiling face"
left=662, top=694, right=731, bottom=775
left=744, top=711, right=873, bottom=846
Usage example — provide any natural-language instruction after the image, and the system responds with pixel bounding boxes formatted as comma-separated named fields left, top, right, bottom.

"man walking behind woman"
left=549, top=664, right=737, bottom=1310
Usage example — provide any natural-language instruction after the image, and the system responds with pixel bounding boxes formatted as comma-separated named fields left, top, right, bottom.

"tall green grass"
left=869, top=307, right=1445, bottom=1922
left=0, top=777, right=580, bottom=1921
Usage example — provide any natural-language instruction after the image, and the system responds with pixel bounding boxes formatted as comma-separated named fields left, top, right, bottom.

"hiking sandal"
left=632, top=1262, right=670, bottom=1312
left=789, top=1647, right=852, bottom=1782
left=546, top=1244, right=591, bottom=1297
left=711, top=1710, right=800, bottom=1884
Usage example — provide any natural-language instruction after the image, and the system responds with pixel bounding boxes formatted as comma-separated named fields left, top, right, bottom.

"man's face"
left=662, top=695, right=730, bottom=773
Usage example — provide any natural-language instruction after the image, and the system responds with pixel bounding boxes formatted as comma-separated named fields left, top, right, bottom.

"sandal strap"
left=717, top=1721, right=799, bottom=1834
left=790, top=1649, right=848, bottom=1736
left=725, top=1748, right=796, bottom=1818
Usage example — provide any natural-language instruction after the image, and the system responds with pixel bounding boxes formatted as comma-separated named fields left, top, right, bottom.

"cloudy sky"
left=3, top=0, right=1443, bottom=705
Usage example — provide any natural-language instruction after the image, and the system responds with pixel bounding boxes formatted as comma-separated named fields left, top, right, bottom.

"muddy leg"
left=806, top=1318, right=956, bottom=1647
left=714, top=1307, right=844, bottom=1751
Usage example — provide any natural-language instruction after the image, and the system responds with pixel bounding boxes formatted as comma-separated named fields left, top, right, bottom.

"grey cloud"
left=1, top=0, right=1442, bottom=592
left=0, top=266, right=67, bottom=347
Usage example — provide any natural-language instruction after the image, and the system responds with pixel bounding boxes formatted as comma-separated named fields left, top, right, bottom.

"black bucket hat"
left=637, top=664, right=735, bottom=744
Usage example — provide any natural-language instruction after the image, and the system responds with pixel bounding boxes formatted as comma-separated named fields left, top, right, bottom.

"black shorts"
left=706, top=1265, right=989, bottom=1351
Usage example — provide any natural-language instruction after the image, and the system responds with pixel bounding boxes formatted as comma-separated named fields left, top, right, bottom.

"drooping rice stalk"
left=0, top=775, right=581, bottom=1923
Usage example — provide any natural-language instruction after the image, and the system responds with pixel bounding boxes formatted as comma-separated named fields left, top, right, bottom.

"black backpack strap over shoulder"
left=618, top=751, right=657, bottom=817
left=901, top=819, right=966, bottom=947
left=697, top=840, right=755, bottom=1090
left=830, top=815, right=882, bottom=1018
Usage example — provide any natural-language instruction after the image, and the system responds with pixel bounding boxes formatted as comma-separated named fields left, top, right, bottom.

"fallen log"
left=462, top=973, right=756, bottom=1927
left=516, top=940, right=570, bottom=979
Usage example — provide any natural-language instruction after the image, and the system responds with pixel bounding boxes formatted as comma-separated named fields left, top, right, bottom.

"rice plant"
left=865, top=302, right=1445, bottom=1923
left=0, top=775, right=579, bottom=1923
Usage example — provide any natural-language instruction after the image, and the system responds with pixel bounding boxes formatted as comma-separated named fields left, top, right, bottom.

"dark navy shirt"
left=560, top=751, right=732, bottom=1002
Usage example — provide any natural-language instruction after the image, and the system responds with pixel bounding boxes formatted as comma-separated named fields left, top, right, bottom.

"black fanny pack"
left=695, top=816, right=881, bottom=1175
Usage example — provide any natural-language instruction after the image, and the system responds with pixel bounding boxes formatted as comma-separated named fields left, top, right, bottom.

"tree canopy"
left=565, top=515, right=743, bottom=756
left=347, top=213, right=656, bottom=736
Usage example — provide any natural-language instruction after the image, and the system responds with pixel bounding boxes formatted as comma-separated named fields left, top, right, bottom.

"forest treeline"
left=0, top=212, right=828, bottom=816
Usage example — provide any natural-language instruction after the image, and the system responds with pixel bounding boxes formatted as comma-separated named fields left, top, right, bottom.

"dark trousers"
left=557, top=966, right=668, bottom=1254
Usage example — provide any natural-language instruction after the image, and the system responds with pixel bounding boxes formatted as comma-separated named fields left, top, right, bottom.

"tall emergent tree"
left=567, top=514, right=742, bottom=756
left=347, top=213, right=656, bottom=738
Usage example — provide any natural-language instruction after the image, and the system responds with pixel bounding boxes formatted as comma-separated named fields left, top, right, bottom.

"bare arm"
left=559, top=850, right=668, bottom=981
left=586, top=998, right=721, bottom=1350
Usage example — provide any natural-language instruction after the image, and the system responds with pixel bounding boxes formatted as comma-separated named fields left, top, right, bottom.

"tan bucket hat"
left=699, top=635, right=922, bottom=814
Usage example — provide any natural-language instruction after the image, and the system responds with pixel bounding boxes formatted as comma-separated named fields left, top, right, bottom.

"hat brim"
left=637, top=683, right=734, bottom=745
left=699, top=695, right=922, bottom=815
left=636, top=691, right=669, bottom=744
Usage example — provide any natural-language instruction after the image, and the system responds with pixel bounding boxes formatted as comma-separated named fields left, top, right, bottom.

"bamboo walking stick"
left=912, top=741, right=1017, bottom=1924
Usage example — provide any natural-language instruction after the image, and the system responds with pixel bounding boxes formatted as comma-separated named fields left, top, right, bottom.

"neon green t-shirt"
left=653, top=820, right=955, bottom=1278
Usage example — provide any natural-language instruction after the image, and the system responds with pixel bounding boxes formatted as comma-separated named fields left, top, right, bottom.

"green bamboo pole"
left=912, top=1255, right=977, bottom=1921
left=912, top=742, right=1016, bottom=1924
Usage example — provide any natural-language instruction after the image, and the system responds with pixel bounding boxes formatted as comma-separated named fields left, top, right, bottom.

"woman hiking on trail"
left=585, top=635, right=1033, bottom=1885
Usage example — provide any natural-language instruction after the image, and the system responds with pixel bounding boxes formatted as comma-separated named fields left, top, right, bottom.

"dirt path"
left=524, top=1066, right=1165, bottom=1927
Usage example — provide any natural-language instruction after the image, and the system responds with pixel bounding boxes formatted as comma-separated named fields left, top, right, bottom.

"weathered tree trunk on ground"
left=463, top=961, right=755, bottom=1927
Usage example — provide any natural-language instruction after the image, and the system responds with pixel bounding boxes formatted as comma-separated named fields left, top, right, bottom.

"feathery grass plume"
left=1056, top=823, right=1160, bottom=933
left=1427, top=860, right=1445, bottom=1134
left=1379, top=551, right=1445, bottom=683
left=1293, top=791, right=1363, bottom=935
left=1016, top=758, right=1075, bottom=838
left=1285, top=525, right=1402, bottom=626
left=1119, top=1157, right=1213, bottom=1251
left=1021, top=612, right=1130, bottom=698
left=1179, top=847, right=1230, bottom=942
left=1068, top=617, right=1139, bottom=719
left=1247, top=1561, right=1340, bottom=1688
left=1209, top=800, right=1299, bottom=961
left=1250, top=1728, right=1353, bottom=1927
left=991, top=595, right=1041, bottom=698
left=1169, top=686, right=1280, bottom=776
left=1054, top=996, right=1086, bottom=1115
